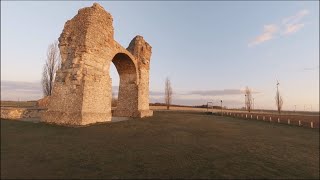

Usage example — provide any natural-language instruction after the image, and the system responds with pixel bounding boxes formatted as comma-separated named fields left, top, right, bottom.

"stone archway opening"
left=110, top=62, right=119, bottom=111
left=111, top=53, right=139, bottom=117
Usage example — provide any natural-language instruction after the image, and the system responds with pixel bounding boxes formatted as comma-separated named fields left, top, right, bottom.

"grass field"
left=1, top=111, right=319, bottom=179
left=0, top=101, right=38, bottom=107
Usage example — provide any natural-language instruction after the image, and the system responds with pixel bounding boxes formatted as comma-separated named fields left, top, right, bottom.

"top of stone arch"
left=57, top=2, right=152, bottom=84
left=59, top=2, right=115, bottom=51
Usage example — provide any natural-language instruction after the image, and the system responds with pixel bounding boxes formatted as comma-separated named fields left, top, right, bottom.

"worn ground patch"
left=1, top=111, right=319, bottom=179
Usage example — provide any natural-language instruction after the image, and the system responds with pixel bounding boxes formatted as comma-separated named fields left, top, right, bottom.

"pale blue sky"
left=1, top=1, right=319, bottom=111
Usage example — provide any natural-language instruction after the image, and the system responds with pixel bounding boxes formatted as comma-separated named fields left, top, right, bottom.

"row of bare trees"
left=164, top=81, right=283, bottom=113
left=164, top=79, right=285, bottom=113
left=244, top=82, right=283, bottom=114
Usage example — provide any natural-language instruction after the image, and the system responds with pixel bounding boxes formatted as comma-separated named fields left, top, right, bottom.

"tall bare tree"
left=245, top=86, right=253, bottom=112
left=164, top=77, right=173, bottom=110
left=275, top=80, right=283, bottom=114
left=42, top=41, right=61, bottom=96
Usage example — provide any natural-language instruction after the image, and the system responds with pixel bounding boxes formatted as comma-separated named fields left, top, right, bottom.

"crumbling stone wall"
left=41, top=3, right=153, bottom=125
left=1, top=107, right=45, bottom=120
left=37, top=96, right=50, bottom=108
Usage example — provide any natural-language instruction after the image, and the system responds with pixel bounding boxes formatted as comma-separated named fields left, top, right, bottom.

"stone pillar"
left=127, top=36, right=153, bottom=117
left=41, top=3, right=115, bottom=125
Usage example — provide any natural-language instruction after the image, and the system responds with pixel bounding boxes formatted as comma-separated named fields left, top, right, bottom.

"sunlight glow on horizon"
left=1, top=1, right=319, bottom=111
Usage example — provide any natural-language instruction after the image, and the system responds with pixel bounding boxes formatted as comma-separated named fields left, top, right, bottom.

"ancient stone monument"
left=41, top=3, right=153, bottom=125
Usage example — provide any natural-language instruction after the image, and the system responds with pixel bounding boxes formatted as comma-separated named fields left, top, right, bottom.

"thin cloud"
left=150, top=88, right=261, bottom=97
left=302, top=65, right=319, bottom=71
left=282, top=9, right=309, bottom=35
left=0, top=81, right=166, bottom=101
left=249, top=24, right=278, bottom=47
left=187, top=89, right=260, bottom=96
left=1, top=81, right=260, bottom=107
left=150, top=91, right=164, bottom=96
left=150, top=97, right=244, bottom=107
left=282, top=9, right=309, bottom=25
left=283, top=23, right=305, bottom=35
left=249, top=9, right=309, bottom=47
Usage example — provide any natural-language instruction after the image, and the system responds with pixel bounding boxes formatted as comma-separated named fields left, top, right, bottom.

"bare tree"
left=275, top=80, right=283, bottom=114
left=245, top=86, right=253, bottom=112
left=164, top=77, right=173, bottom=110
left=41, top=41, right=61, bottom=96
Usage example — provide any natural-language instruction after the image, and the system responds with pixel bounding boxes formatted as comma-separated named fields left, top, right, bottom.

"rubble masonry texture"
left=41, top=3, right=153, bottom=125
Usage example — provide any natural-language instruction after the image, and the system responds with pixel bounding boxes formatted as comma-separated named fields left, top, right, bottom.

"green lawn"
left=1, top=111, right=319, bottom=179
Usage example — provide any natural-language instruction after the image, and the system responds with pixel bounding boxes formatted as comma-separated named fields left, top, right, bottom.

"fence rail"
left=219, top=111, right=319, bottom=129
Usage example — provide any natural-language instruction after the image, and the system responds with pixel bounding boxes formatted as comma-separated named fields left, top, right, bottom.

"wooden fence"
left=220, top=111, right=319, bottom=128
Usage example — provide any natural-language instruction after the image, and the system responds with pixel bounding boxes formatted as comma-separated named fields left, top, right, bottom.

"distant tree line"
left=244, top=81, right=283, bottom=114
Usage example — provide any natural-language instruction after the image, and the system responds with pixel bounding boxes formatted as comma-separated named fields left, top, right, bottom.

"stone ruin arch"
left=42, top=3, right=153, bottom=125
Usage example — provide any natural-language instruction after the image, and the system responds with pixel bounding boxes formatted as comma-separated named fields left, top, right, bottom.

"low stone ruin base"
left=0, top=107, right=45, bottom=120
left=41, top=111, right=112, bottom=126
left=41, top=109, right=153, bottom=126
